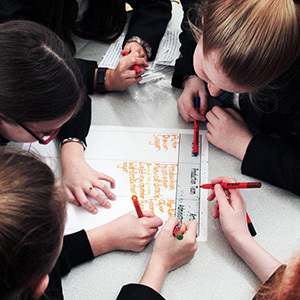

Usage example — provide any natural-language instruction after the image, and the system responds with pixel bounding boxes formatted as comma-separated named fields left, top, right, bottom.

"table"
left=62, top=3, right=300, bottom=299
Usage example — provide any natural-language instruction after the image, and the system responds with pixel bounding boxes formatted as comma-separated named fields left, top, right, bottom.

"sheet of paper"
left=23, top=126, right=208, bottom=241
left=98, top=28, right=181, bottom=83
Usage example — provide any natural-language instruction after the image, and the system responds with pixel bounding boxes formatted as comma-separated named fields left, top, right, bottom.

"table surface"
left=62, top=3, right=300, bottom=299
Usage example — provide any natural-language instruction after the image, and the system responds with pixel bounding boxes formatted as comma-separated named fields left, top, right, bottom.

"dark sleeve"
left=125, top=0, right=172, bottom=61
left=43, top=230, right=94, bottom=300
left=172, top=0, right=197, bottom=89
left=252, top=265, right=286, bottom=300
left=75, top=58, right=98, bottom=95
left=241, top=133, right=300, bottom=196
left=116, top=284, right=166, bottom=300
left=57, top=94, right=91, bottom=145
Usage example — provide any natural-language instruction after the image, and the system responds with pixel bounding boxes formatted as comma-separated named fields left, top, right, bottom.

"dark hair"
left=0, top=20, right=85, bottom=122
left=0, top=149, right=66, bottom=299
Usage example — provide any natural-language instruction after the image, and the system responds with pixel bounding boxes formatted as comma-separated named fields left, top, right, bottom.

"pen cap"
left=247, top=182, right=262, bottom=188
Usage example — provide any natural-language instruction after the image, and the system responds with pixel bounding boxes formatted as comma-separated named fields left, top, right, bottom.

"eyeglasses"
left=15, top=120, right=59, bottom=145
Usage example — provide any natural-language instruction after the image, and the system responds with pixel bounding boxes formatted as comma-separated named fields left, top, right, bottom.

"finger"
left=198, top=95, right=208, bottom=117
left=185, top=219, right=198, bottom=238
left=223, top=107, right=244, bottom=121
left=142, top=210, right=155, bottom=218
left=146, top=216, right=164, bottom=228
left=178, top=102, right=193, bottom=122
left=97, top=173, right=116, bottom=189
left=214, top=184, right=231, bottom=213
left=163, top=216, right=180, bottom=232
left=211, top=177, right=237, bottom=185
left=206, top=109, right=219, bottom=123
left=65, top=188, right=81, bottom=207
left=93, top=181, right=116, bottom=200
left=189, top=107, right=205, bottom=121
left=75, top=189, right=98, bottom=214
left=207, top=189, right=216, bottom=201
left=88, top=187, right=111, bottom=209
left=211, top=201, right=219, bottom=219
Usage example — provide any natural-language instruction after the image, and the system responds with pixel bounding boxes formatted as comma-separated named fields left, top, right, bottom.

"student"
left=0, top=150, right=197, bottom=300
left=0, top=0, right=172, bottom=92
left=207, top=176, right=300, bottom=299
left=172, top=0, right=300, bottom=195
left=0, top=20, right=116, bottom=214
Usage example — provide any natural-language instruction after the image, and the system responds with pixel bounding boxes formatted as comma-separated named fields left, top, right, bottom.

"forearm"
left=86, top=222, right=119, bottom=256
left=230, top=236, right=282, bottom=283
left=139, top=256, right=169, bottom=294
left=61, top=142, right=85, bottom=168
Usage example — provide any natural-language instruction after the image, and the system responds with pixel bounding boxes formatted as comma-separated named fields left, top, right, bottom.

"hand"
left=87, top=211, right=163, bottom=255
left=61, top=142, right=116, bottom=214
left=105, top=51, right=148, bottom=91
left=122, top=41, right=147, bottom=60
left=207, top=177, right=251, bottom=244
left=151, top=217, right=198, bottom=272
left=177, top=76, right=208, bottom=122
left=138, top=217, right=198, bottom=293
left=206, top=107, right=253, bottom=160
left=207, top=177, right=282, bottom=283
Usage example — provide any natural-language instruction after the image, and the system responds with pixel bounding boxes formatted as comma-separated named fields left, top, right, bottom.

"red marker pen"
left=201, top=182, right=262, bottom=189
left=124, top=53, right=142, bottom=75
left=131, top=195, right=144, bottom=218
left=246, top=213, right=257, bottom=236
left=193, top=96, right=200, bottom=156
left=173, top=225, right=184, bottom=240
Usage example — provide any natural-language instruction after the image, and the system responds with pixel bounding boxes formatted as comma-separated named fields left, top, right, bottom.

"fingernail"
left=92, top=208, right=98, bottom=214
left=105, top=202, right=111, bottom=208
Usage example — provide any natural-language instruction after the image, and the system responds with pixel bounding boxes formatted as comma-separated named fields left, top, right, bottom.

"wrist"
left=227, top=233, right=255, bottom=256
left=104, top=69, right=113, bottom=91
left=87, top=223, right=118, bottom=256
left=61, top=141, right=85, bottom=167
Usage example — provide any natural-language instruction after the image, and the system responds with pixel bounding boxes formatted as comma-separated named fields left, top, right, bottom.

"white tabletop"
left=62, top=3, right=300, bottom=299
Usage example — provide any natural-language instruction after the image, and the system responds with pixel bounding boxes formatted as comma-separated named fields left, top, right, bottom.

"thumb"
left=214, top=184, right=231, bottom=213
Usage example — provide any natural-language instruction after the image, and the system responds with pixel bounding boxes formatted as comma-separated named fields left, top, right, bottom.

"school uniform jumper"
left=172, top=0, right=300, bottom=196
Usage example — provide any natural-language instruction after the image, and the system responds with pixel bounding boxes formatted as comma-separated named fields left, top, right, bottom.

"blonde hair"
left=0, top=150, right=66, bottom=299
left=191, top=0, right=300, bottom=90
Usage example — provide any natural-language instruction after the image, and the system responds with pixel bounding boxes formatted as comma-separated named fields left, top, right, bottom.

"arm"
left=172, top=0, right=198, bottom=88
left=86, top=211, right=163, bottom=255
left=172, top=0, right=208, bottom=122
left=117, top=217, right=198, bottom=299
left=125, top=0, right=172, bottom=61
left=208, top=177, right=282, bottom=283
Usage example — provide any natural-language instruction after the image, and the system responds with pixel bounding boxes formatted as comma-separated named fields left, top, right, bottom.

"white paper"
left=23, top=126, right=208, bottom=241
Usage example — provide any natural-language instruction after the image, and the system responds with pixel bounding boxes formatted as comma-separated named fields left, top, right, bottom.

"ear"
left=31, top=274, right=49, bottom=299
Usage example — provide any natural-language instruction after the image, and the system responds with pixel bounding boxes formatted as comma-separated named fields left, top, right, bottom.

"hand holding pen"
left=207, top=177, right=257, bottom=237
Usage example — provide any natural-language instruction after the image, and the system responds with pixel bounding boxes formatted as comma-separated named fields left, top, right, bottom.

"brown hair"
left=255, top=251, right=300, bottom=299
left=191, top=0, right=300, bottom=90
left=0, top=20, right=85, bottom=122
left=0, top=149, right=66, bottom=299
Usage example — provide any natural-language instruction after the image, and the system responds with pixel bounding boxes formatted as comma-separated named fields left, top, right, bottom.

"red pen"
left=131, top=195, right=144, bottom=218
left=193, top=96, right=200, bottom=156
left=124, top=53, right=142, bottom=75
left=201, top=182, right=262, bottom=189
left=173, top=225, right=184, bottom=240
left=246, top=213, right=257, bottom=236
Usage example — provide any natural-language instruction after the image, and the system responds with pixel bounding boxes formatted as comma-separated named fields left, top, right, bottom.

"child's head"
left=257, top=251, right=300, bottom=299
left=191, top=0, right=300, bottom=97
left=0, top=20, right=85, bottom=143
left=0, top=150, right=66, bottom=299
